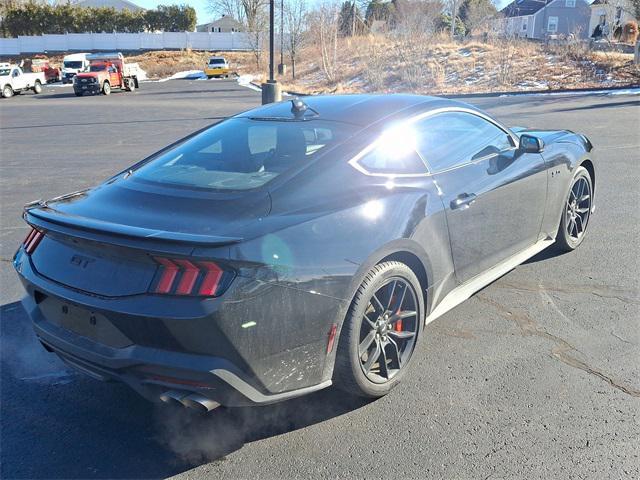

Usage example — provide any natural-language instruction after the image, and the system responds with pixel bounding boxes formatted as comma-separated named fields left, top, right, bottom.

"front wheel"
left=334, top=261, right=424, bottom=398
left=102, top=81, right=111, bottom=95
left=2, top=84, right=13, bottom=98
left=33, top=80, right=42, bottom=94
left=555, top=165, right=593, bottom=252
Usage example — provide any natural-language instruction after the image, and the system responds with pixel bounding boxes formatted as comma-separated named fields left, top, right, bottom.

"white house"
left=196, top=15, right=243, bottom=33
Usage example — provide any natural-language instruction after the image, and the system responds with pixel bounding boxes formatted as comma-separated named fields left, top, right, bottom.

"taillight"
left=151, top=257, right=233, bottom=297
left=23, top=227, right=44, bottom=254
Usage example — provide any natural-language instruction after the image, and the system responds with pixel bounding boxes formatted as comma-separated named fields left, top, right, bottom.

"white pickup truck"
left=0, top=64, right=45, bottom=98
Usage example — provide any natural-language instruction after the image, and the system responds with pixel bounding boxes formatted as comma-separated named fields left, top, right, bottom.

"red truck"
left=73, top=53, right=142, bottom=96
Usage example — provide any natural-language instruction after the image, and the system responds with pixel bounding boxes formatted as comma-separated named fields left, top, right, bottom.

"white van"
left=61, top=53, right=90, bottom=84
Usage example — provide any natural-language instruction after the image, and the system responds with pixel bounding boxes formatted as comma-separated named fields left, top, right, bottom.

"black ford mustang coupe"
left=14, top=95, right=595, bottom=412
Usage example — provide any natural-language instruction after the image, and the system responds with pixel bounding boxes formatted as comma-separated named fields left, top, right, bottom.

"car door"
left=414, top=111, right=547, bottom=283
left=11, top=68, right=25, bottom=89
left=108, top=66, right=120, bottom=87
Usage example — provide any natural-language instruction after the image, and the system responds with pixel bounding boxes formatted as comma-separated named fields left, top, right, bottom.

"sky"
left=134, top=0, right=512, bottom=26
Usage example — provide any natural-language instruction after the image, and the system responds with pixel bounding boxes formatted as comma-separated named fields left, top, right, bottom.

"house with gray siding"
left=496, top=0, right=592, bottom=39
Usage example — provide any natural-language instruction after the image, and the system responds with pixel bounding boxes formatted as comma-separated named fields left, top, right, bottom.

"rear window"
left=131, top=118, right=356, bottom=191
left=64, top=61, right=83, bottom=69
left=209, top=58, right=226, bottom=64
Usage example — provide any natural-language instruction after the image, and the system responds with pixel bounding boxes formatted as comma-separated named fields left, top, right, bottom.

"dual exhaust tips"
left=160, top=390, right=220, bottom=413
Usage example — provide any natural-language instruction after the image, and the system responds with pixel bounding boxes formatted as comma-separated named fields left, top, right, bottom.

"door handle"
left=450, top=193, right=477, bottom=210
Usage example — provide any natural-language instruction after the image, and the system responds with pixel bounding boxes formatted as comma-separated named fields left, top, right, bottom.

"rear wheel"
left=33, top=80, right=42, bottom=94
left=2, top=84, right=13, bottom=98
left=125, top=78, right=135, bottom=92
left=102, top=81, right=111, bottom=95
left=334, top=261, right=423, bottom=398
left=74, top=91, right=83, bottom=97
left=555, top=166, right=593, bottom=252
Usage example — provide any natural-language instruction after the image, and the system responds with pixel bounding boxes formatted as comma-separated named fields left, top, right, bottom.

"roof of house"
left=500, top=0, right=547, bottom=17
left=73, top=0, right=145, bottom=12
left=197, top=15, right=243, bottom=29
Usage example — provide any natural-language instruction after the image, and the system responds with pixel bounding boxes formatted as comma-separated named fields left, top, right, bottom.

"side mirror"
left=519, top=134, right=544, bottom=153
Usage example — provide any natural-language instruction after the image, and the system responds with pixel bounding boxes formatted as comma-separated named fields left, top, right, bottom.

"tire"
left=2, top=84, right=13, bottom=98
left=102, top=81, right=111, bottom=95
left=75, top=91, right=83, bottom=97
left=33, top=81, right=42, bottom=94
left=125, top=78, right=135, bottom=92
left=333, top=261, right=424, bottom=398
left=207, top=75, right=213, bottom=79
left=555, top=165, right=593, bottom=252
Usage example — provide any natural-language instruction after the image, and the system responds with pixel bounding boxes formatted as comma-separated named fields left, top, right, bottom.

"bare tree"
left=394, top=0, right=444, bottom=40
left=209, top=0, right=268, bottom=68
left=309, top=1, right=340, bottom=83
left=447, top=0, right=460, bottom=37
left=207, top=0, right=267, bottom=27
left=459, top=0, right=497, bottom=35
left=284, top=0, right=308, bottom=80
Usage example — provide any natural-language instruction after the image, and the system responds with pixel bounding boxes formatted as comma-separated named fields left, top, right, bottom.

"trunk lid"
left=25, top=178, right=270, bottom=297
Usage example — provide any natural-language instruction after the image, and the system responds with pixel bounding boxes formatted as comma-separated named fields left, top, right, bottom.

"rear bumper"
left=204, top=68, right=230, bottom=76
left=14, top=248, right=340, bottom=406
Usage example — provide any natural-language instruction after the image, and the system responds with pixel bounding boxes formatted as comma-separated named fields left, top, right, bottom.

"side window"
left=352, top=126, right=429, bottom=175
left=414, top=112, right=513, bottom=172
left=12, top=69, right=19, bottom=77
left=357, top=147, right=427, bottom=175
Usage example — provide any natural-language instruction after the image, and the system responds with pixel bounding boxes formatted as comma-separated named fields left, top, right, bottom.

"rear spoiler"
left=25, top=206, right=242, bottom=251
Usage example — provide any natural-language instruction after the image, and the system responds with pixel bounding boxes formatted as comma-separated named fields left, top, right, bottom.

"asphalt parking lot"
left=0, top=80, right=638, bottom=479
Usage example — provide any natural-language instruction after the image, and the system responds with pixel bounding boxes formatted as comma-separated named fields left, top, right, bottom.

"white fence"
left=0, top=32, right=254, bottom=56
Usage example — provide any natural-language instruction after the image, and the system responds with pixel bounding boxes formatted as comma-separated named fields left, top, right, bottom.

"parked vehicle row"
left=2, top=53, right=234, bottom=99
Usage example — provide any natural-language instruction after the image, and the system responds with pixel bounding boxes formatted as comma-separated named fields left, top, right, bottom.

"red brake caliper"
left=394, top=308, right=402, bottom=332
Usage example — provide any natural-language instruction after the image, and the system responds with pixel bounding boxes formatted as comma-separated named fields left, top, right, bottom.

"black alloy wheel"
left=556, top=166, right=593, bottom=251
left=334, top=261, right=424, bottom=398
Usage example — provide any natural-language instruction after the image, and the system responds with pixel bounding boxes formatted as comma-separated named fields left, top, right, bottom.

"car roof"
left=238, top=94, right=478, bottom=127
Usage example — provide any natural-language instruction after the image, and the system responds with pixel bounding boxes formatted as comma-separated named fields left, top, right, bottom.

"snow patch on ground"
left=237, top=74, right=262, bottom=92
left=157, top=70, right=207, bottom=82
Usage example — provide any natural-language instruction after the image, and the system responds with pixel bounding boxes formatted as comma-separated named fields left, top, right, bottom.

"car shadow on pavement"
left=522, top=244, right=566, bottom=265
left=0, top=301, right=371, bottom=479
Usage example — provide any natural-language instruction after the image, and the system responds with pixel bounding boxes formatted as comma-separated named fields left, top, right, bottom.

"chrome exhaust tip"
left=159, top=390, right=188, bottom=406
left=181, top=394, right=220, bottom=413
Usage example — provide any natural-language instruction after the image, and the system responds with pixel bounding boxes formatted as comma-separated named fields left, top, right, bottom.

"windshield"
left=131, top=118, right=357, bottom=191
left=89, top=64, right=107, bottom=72
left=209, top=58, right=226, bottom=65
left=64, top=61, right=83, bottom=69
left=0, top=68, right=10, bottom=76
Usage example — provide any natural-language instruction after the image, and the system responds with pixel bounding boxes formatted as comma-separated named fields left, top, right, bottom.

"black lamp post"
left=262, top=0, right=281, bottom=104
left=278, top=0, right=286, bottom=75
